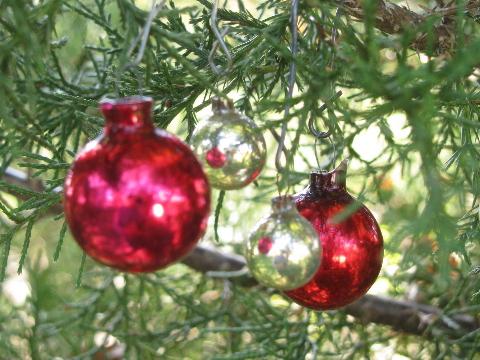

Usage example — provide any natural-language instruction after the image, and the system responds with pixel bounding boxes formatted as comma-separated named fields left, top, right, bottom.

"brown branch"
left=1, top=168, right=478, bottom=339
left=184, top=244, right=479, bottom=338
left=313, top=0, right=480, bottom=55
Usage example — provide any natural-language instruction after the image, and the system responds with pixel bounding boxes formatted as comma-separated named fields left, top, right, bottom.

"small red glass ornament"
left=64, top=97, right=211, bottom=273
left=284, top=160, right=383, bottom=310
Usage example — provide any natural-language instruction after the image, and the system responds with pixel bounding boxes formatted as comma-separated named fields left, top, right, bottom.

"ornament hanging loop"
left=208, top=0, right=233, bottom=76
left=114, top=1, right=165, bottom=95
left=211, top=96, right=234, bottom=113
left=115, top=0, right=165, bottom=96
left=308, top=90, right=342, bottom=139
left=308, top=117, right=331, bottom=139
left=274, top=0, right=300, bottom=178
left=308, top=90, right=342, bottom=169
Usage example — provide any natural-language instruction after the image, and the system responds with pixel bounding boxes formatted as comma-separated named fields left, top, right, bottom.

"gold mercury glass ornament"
left=190, top=98, right=267, bottom=190
left=245, top=195, right=322, bottom=290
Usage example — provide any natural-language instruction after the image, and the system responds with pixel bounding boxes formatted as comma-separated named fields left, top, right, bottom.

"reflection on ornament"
left=245, top=196, right=321, bottom=290
left=257, top=237, right=273, bottom=254
left=190, top=98, right=266, bottom=190
left=206, top=147, right=227, bottom=168
left=64, top=96, right=211, bottom=273
left=284, top=160, right=383, bottom=310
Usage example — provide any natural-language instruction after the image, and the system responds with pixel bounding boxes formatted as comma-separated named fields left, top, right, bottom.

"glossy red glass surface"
left=285, top=162, right=383, bottom=310
left=64, top=97, right=211, bottom=273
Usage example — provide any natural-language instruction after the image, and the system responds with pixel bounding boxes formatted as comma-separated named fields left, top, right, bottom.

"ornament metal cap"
left=211, top=97, right=235, bottom=114
left=100, top=96, right=154, bottom=133
left=310, top=158, right=349, bottom=192
left=271, top=195, right=296, bottom=213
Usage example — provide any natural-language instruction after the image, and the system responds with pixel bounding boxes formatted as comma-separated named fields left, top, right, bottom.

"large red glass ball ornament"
left=284, top=160, right=383, bottom=310
left=64, top=97, right=211, bottom=273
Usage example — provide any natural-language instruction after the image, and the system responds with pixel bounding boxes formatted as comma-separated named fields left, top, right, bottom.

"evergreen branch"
left=76, top=252, right=87, bottom=288
left=17, top=216, right=34, bottom=274
left=1, top=167, right=478, bottom=339
left=0, top=225, right=17, bottom=281
left=53, top=221, right=67, bottom=262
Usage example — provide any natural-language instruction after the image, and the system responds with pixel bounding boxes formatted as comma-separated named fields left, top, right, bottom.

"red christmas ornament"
left=64, top=97, right=211, bottom=273
left=285, top=160, right=383, bottom=310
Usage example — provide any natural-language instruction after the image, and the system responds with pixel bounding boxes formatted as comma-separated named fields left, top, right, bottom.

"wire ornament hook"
left=314, top=136, right=337, bottom=170
left=115, top=1, right=165, bottom=95
left=308, top=90, right=342, bottom=139
left=309, top=5, right=344, bottom=169
left=308, top=90, right=342, bottom=169
left=331, top=7, right=342, bottom=55
left=274, top=0, right=299, bottom=176
left=208, top=0, right=233, bottom=76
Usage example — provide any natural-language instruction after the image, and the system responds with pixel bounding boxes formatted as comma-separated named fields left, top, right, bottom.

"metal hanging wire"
left=115, top=0, right=165, bottom=95
left=307, top=3, right=345, bottom=170
left=308, top=90, right=343, bottom=169
left=208, top=0, right=233, bottom=76
left=274, top=0, right=299, bottom=178
left=308, top=90, right=342, bottom=139
left=313, top=136, right=337, bottom=170
left=331, top=7, right=342, bottom=59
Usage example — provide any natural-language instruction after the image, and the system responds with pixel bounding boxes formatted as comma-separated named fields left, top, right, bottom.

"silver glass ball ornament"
left=245, top=195, right=322, bottom=290
left=190, top=98, right=267, bottom=190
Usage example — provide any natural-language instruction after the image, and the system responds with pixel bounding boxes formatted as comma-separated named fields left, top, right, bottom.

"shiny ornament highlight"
left=284, top=160, right=383, bottom=309
left=190, top=98, right=266, bottom=190
left=245, top=196, right=321, bottom=290
left=64, top=96, right=211, bottom=273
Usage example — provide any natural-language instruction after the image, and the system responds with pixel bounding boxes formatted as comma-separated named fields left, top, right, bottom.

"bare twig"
left=1, top=167, right=478, bottom=338
left=310, top=0, right=480, bottom=55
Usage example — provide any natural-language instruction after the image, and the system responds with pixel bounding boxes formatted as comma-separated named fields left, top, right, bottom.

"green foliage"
left=0, top=0, right=480, bottom=358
